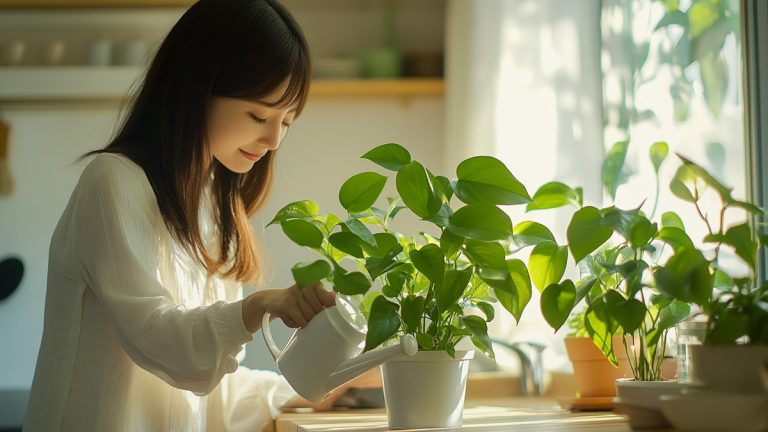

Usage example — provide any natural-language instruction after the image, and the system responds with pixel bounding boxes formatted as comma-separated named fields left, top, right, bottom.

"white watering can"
left=262, top=295, right=418, bottom=402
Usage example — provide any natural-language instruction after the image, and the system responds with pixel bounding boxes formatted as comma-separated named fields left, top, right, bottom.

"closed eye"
left=248, top=113, right=267, bottom=124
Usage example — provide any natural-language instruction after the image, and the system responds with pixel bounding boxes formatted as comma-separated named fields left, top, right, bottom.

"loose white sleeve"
left=73, top=155, right=254, bottom=395
left=223, top=367, right=297, bottom=432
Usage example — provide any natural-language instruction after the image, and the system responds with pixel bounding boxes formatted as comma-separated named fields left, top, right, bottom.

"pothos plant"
left=517, top=141, right=692, bottom=381
left=268, top=143, right=535, bottom=358
left=655, top=154, right=768, bottom=346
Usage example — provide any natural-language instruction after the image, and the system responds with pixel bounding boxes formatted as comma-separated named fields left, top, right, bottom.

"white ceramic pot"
left=689, top=344, right=768, bottom=393
left=614, top=379, right=686, bottom=410
left=381, top=350, right=474, bottom=429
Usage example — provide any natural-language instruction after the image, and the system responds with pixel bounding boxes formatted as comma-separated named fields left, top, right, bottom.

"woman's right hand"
left=242, top=284, right=336, bottom=333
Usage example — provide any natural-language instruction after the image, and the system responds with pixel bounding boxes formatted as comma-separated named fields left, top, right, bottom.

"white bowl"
left=659, top=391, right=768, bottom=432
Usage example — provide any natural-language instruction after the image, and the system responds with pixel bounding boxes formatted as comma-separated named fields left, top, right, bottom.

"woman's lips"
left=239, top=149, right=265, bottom=161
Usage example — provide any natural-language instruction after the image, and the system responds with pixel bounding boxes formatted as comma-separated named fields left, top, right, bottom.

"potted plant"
left=562, top=309, right=632, bottom=401
left=655, top=155, right=768, bottom=395
left=268, top=143, right=536, bottom=428
left=518, top=142, right=691, bottom=423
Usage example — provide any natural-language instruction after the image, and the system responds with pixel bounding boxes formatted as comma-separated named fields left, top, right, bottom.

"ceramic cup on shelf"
left=2, top=40, right=26, bottom=66
left=88, top=39, right=113, bottom=66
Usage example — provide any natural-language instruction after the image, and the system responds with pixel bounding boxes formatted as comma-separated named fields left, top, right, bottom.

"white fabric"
left=24, top=153, right=296, bottom=432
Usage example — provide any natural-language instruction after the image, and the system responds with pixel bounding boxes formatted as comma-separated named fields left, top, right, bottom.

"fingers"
left=272, top=284, right=337, bottom=329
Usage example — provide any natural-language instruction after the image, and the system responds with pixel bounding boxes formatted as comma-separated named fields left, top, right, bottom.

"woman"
left=24, top=1, right=340, bottom=430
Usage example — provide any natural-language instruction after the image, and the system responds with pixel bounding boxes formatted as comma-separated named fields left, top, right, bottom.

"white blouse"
left=24, top=154, right=296, bottom=431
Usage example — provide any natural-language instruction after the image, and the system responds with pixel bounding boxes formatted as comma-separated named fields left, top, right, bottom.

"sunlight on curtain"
left=446, top=0, right=604, bottom=375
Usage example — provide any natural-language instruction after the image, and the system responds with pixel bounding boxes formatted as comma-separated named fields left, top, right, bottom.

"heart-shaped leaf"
left=447, top=205, right=513, bottom=241
left=281, top=219, right=324, bottom=248
left=526, top=181, right=582, bottom=211
left=291, top=260, right=331, bottom=288
left=540, top=279, right=576, bottom=332
left=400, top=295, right=425, bottom=333
left=654, top=248, right=714, bottom=306
left=268, top=200, right=319, bottom=226
left=364, top=296, right=401, bottom=352
left=602, top=140, right=629, bottom=201
left=437, top=267, right=473, bottom=311
left=396, top=161, right=442, bottom=218
left=463, top=315, right=494, bottom=359
left=328, top=232, right=365, bottom=258
left=453, top=156, right=531, bottom=205
left=650, top=141, right=669, bottom=174
left=440, top=229, right=464, bottom=259
left=409, top=244, right=444, bottom=284
left=657, top=300, right=691, bottom=330
left=339, top=172, right=387, bottom=213
left=604, top=291, right=646, bottom=334
left=658, top=227, right=694, bottom=253
left=513, top=221, right=556, bottom=248
left=464, top=240, right=506, bottom=270
left=529, top=241, right=568, bottom=293
left=361, top=143, right=412, bottom=171
left=332, top=270, right=371, bottom=296
left=567, top=207, right=613, bottom=262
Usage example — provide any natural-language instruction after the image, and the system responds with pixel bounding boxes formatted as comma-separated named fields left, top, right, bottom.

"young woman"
left=24, top=1, right=342, bottom=430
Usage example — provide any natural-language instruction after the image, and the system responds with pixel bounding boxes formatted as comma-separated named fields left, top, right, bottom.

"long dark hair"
left=86, top=0, right=311, bottom=282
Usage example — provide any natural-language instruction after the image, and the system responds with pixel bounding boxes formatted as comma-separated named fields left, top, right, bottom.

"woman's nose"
left=259, top=122, right=283, bottom=150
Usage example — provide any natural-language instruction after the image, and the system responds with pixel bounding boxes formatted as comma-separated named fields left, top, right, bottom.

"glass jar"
left=675, top=320, right=707, bottom=383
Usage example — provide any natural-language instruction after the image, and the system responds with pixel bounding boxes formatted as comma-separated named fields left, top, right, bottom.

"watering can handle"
left=261, top=312, right=282, bottom=360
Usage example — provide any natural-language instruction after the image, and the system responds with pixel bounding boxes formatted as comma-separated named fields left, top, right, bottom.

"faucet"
left=491, top=339, right=546, bottom=396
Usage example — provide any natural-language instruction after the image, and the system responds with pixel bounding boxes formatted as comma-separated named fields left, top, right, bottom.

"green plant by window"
left=268, top=143, right=536, bottom=357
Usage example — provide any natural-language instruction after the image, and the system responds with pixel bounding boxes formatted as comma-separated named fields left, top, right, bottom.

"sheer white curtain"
left=444, top=0, right=604, bottom=375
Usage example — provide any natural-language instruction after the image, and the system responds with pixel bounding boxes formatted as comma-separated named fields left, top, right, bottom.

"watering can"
left=262, top=295, right=418, bottom=402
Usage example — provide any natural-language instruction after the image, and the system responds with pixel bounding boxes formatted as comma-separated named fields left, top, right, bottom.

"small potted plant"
left=655, top=155, right=768, bottom=395
left=520, top=142, right=691, bottom=424
left=269, top=143, right=535, bottom=428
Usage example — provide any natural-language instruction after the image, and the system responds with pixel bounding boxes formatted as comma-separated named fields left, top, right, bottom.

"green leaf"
left=513, top=221, right=557, bottom=247
left=453, top=156, right=531, bottom=205
left=364, top=296, right=401, bottom=352
left=291, top=260, right=331, bottom=288
left=416, top=332, right=434, bottom=350
left=707, top=313, right=749, bottom=344
left=440, top=229, right=464, bottom=259
left=731, top=200, right=765, bottom=215
left=657, top=300, right=691, bottom=330
left=661, top=211, right=685, bottom=230
left=400, top=295, right=425, bottom=333
left=409, top=243, right=445, bottom=284
left=658, top=227, right=694, bottom=252
left=462, top=315, right=494, bottom=359
left=604, top=291, right=646, bottom=334
left=464, top=240, right=507, bottom=270
left=361, top=232, right=400, bottom=258
left=574, top=276, right=598, bottom=305
left=332, top=270, right=371, bottom=296
left=447, top=205, right=513, bottom=241
left=435, top=175, right=454, bottom=202
left=723, top=223, right=758, bottom=270
left=365, top=244, right=404, bottom=280
left=328, top=232, right=365, bottom=258
left=529, top=241, right=568, bottom=293
left=396, top=161, right=442, bottom=218
left=437, top=268, right=473, bottom=311
left=602, top=140, right=629, bottom=201
left=281, top=219, right=324, bottom=248
left=424, top=203, right=454, bottom=228
left=526, top=181, right=582, bottom=211
left=655, top=9, right=688, bottom=30
left=601, top=206, right=642, bottom=240
left=475, top=301, right=495, bottom=322
left=339, top=172, right=387, bottom=213
left=650, top=141, right=669, bottom=174
left=342, top=218, right=376, bottom=246
left=493, top=259, right=532, bottom=322
left=268, top=200, right=319, bottom=226
left=585, top=296, right=619, bottom=365
left=567, top=207, right=613, bottom=262
left=630, top=218, right=657, bottom=249
left=540, top=280, right=576, bottom=332
left=689, top=0, right=719, bottom=38
left=674, top=154, right=733, bottom=202
left=361, top=143, right=412, bottom=171
left=655, top=248, right=714, bottom=306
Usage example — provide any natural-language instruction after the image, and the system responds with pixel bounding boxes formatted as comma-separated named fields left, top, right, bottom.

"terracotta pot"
left=564, top=336, right=632, bottom=397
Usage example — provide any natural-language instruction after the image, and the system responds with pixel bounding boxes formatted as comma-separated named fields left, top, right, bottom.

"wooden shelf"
left=0, top=67, right=443, bottom=104
left=0, top=0, right=192, bottom=8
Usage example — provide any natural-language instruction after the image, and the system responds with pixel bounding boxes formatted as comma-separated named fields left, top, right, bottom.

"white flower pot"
left=380, top=350, right=474, bottom=429
left=690, top=344, right=768, bottom=393
left=614, top=379, right=686, bottom=430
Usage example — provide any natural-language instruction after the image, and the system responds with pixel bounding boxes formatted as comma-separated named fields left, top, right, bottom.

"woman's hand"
left=242, top=283, right=336, bottom=332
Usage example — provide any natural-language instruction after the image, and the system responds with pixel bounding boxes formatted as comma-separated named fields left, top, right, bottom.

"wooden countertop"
left=274, top=397, right=643, bottom=431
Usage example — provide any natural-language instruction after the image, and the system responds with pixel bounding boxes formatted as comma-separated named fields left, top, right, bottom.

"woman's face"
left=207, top=81, right=297, bottom=173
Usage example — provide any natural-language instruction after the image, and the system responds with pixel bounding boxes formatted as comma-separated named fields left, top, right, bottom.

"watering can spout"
left=326, top=334, right=418, bottom=390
